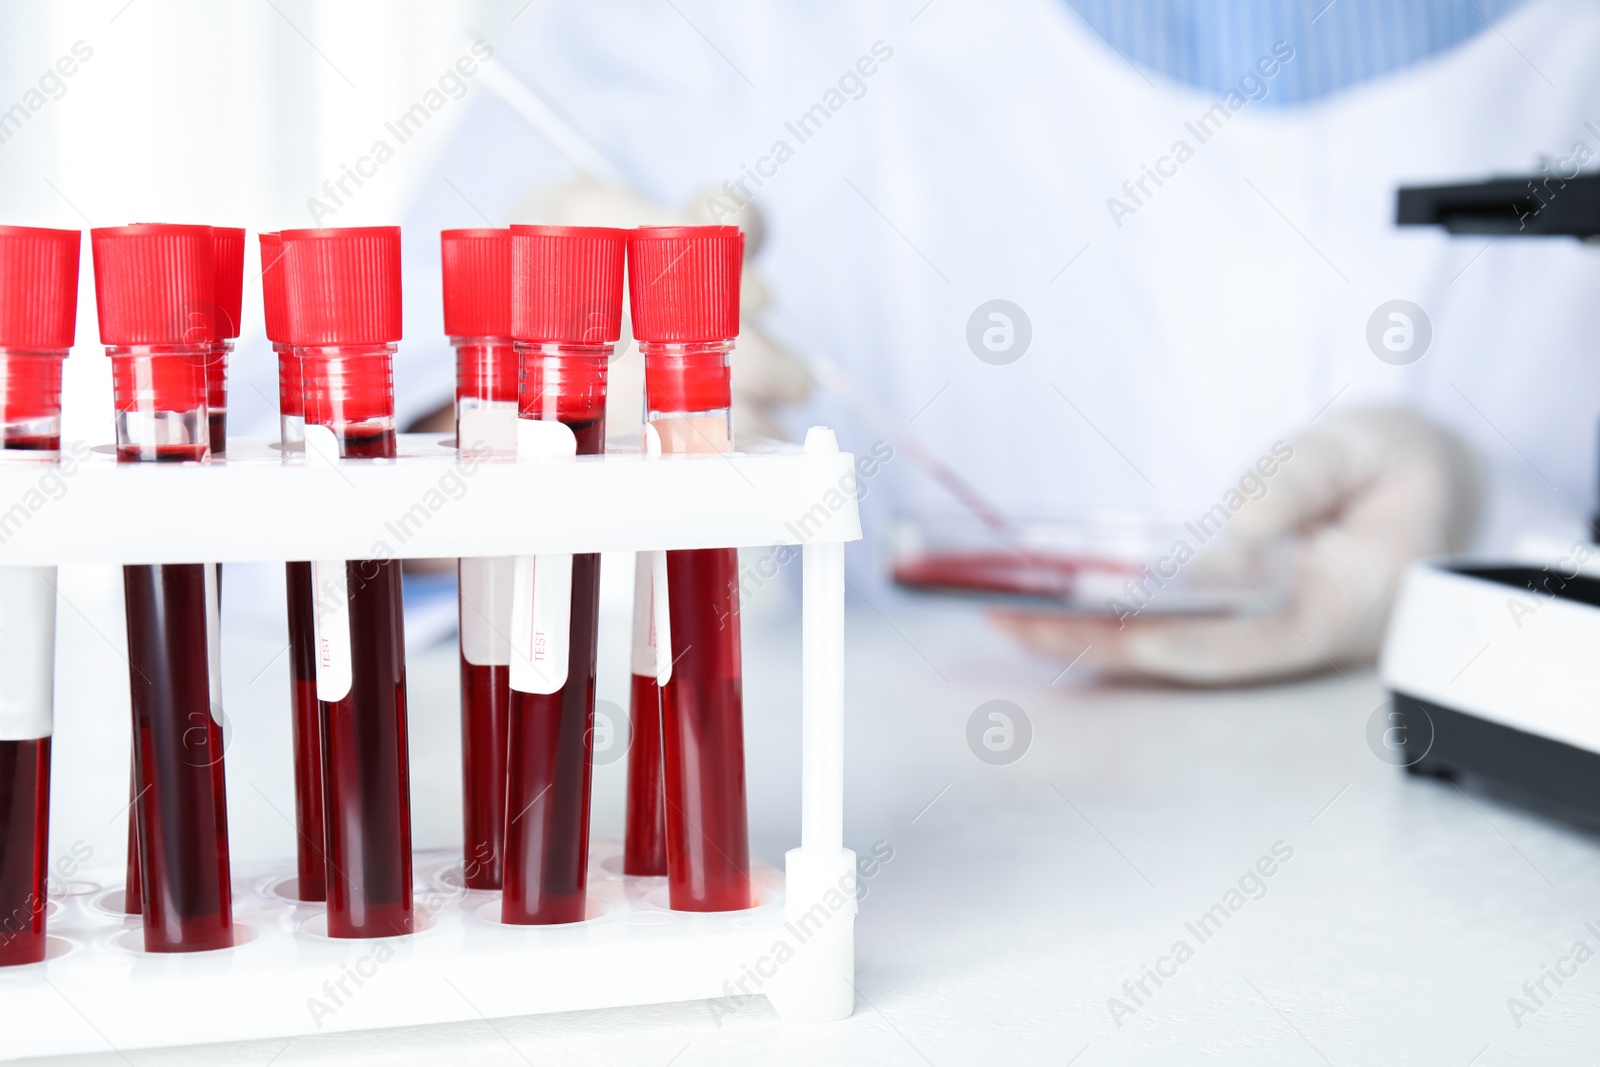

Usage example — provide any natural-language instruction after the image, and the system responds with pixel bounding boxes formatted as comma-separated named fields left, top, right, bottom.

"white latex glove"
left=511, top=176, right=812, bottom=444
left=993, top=408, right=1481, bottom=685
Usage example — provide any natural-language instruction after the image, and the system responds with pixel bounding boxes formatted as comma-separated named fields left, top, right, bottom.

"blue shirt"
left=1065, top=0, right=1531, bottom=105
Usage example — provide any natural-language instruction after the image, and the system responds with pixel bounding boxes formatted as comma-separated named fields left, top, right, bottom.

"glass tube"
left=453, top=335, right=516, bottom=890
left=644, top=341, right=752, bottom=911
left=276, top=342, right=325, bottom=901
left=0, top=349, right=65, bottom=965
left=204, top=339, right=230, bottom=455
left=303, top=344, right=412, bottom=938
left=623, top=555, right=667, bottom=876
left=111, top=344, right=234, bottom=953
left=500, top=343, right=606, bottom=924
left=122, top=772, right=141, bottom=914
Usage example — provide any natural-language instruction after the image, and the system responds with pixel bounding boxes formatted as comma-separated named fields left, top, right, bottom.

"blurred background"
left=8, top=0, right=1597, bottom=543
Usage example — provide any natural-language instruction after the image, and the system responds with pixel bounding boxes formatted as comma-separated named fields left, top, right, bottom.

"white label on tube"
left=0, top=566, right=55, bottom=740
left=457, top=397, right=518, bottom=666
left=508, top=418, right=578, bottom=695
left=515, top=417, right=577, bottom=462
left=509, top=553, right=571, bottom=694
left=311, top=559, right=353, bottom=702
left=460, top=556, right=515, bottom=666
left=458, top=403, right=519, bottom=455
left=303, top=422, right=342, bottom=470
left=642, top=423, right=673, bottom=686
left=650, top=549, right=671, bottom=686
left=205, top=562, right=224, bottom=726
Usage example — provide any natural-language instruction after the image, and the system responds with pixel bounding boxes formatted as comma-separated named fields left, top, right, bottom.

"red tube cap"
left=279, top=226, right=402, bottom=346
left=259, top=232, right=288, bottom=345
left=510, top=225, right=627, bottom=345
left=91, top=224, right=217, bottom=347
left=0, top=225, right=80, bottom=350
left=442, top=228, right=512, bottom=338
left=212, top=227, right=246, bottom=339
left=626, top=226, right=743, bottom=343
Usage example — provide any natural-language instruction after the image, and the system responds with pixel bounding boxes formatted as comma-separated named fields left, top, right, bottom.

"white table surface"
left=16, top=560, right=1600, bottom=1065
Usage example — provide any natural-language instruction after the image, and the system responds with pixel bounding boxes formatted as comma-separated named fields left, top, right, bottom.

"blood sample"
left=121, top=226, right=243, bottom=908
left=91, top=224, right=233, bottom=953
left=891, top=549, right=1143, bottom=602
left=441, top=229, right=516, bottom=890
left=0, top=225, right=78, bottom=966
left=0, top=739, right=49, bottom=965
left=205, top=227, right=245, bottom=455
left=628, top=226, right=753, bottom=911
left=261, top=231, right=325, bottom=901
left=623, top=557, right=667, bottom=875
left=500, top=224, right=626, bottom=924
left=281, top=226, right=412, bottom=938
left=122, top=765, right=141, bottom=914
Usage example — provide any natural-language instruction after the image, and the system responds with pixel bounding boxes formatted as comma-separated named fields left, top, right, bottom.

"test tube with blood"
left=0, top=225, right=78, bottom=965
left=499, top=224, right=627, bottom=924
left=623, top=553, right=668, bottom=876
left=628, top=226, right=753, bottom=912
left=261, top=231, right=326, bottom=901
left=441, top=228, right=518, bottom=890
left=92, top=223, right=234, bottom=952
left=281, top=226, right=413, bottom=938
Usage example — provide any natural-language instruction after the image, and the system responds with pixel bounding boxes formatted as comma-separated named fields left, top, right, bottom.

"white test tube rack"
left=0, top=426, right=861, bottom=1057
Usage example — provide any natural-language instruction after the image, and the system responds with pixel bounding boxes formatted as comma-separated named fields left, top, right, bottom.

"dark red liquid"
left=502, top=555, right=600, bottom=924
left=123, top=556, right=232, bottom=913
left=208, top=411, right=226, bottom=456
left=334, top=427, right=396, bottom=461
left=285, top=561, right=326, bottom=900
left=0, top=738, right=49, bottom=966
left=115, top=432, right=214, bottom=915
left=318, top=423, right=411, bottom=938
left=501, top=417, right=603, bottom=925
left=115, top=442, right=208, bottom=463
left=891, top=549, right=1142, bottom=603
left=115, top=432, right=221, bottom=935
left=623, top=672, right=667, bottom=876
left=661, top=547, right=752, bottom=911
left=123, top=563, right=233, bottom=952
left=459, top=659, right=509, bottom=890
left=1, top=434, right=59, bottom=452
left=320, top=555, right=411, bottom=938
left=123, top=759, right=142, bottom=914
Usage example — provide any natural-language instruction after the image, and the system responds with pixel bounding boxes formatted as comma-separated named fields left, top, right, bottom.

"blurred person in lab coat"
left=405, top=0, right=1600, bottom=684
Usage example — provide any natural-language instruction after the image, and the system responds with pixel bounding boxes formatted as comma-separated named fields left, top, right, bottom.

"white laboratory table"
left=16, top=562, right=1600, bottom=1065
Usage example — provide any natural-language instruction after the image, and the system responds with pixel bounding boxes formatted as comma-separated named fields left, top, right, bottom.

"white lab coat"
left=416, top=0, right=1600, bottom=552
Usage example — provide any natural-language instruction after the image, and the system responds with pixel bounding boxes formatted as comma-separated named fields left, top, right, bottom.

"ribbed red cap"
left=510, top=225, right=627, bottom=345
left=627, top=226, right=742, bottom=343
left=91, top=224, right=217, bottom=347
left=441, top=228, right=511, bottom=338
left=279, top=226, right=402, bottom=346
left=259, top=232, right=288, bottom=344
left=0, top=226, right=80, bottom=350
left=212, top=227, right=246, bottom=339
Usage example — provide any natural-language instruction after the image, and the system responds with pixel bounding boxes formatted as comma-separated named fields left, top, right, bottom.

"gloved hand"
left=992, top=408, right=1481, bottom=685
left=512, top=176, right=812, bottom=443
